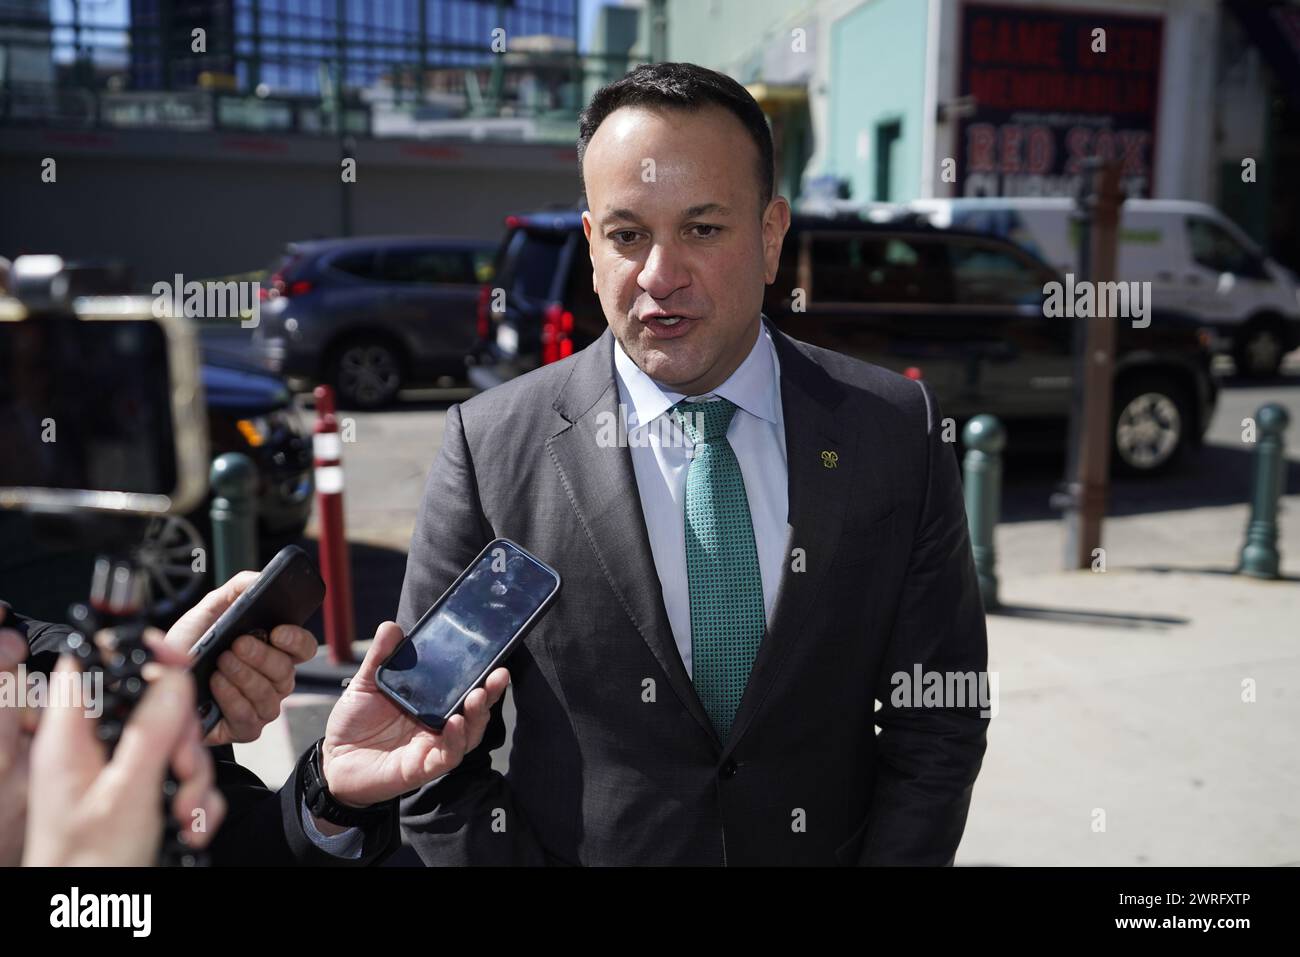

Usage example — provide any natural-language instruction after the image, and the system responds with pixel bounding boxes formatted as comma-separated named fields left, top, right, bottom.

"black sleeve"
left=0, top=600, right=73, bottom=676
left=209, top=742, right=401, bottom=867
left=859, top=383, right=991, bottom=866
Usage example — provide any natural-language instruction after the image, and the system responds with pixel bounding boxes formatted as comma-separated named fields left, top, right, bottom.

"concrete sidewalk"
left=238, top=497, right=1299, bottom=864
left=959, top=498, right=1299, bottom=866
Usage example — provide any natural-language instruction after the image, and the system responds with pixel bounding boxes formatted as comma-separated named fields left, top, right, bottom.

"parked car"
left=0, top=353, right=313, bottom=624
left=470, top=209, right=1218, bottom=476
left=249, top=235, right=496, bottom=408
left=898, top=198, right=1300, bottom=379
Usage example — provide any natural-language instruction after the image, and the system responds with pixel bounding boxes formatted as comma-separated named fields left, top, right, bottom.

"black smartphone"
left=377, top=539, right=561, bottom=731
left=190, top=545, right=325, bottom=735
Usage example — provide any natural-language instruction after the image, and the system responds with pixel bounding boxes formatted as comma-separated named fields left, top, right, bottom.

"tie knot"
left=672, top=397, right=737, bottom=444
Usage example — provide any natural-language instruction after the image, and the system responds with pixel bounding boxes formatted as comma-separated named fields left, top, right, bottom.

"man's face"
left=581, top=104, right=790, bottom=395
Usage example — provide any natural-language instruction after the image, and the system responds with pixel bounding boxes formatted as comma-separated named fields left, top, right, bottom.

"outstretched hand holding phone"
left=318, top=621, right=509, bottom=828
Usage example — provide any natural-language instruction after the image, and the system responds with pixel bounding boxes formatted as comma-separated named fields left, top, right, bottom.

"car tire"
left=133, top=513, right=212, bottom=623
left=330, top=337, right=404, bottom=409
left=1111, top=374, right=1193, bottom=477
left=1232, top=317, right=1286, bottom=379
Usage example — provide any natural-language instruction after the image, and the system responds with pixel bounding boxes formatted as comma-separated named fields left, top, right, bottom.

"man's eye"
left=691, top=225, right=721, bottom=239
left=611, top=231, right=640, bottom=245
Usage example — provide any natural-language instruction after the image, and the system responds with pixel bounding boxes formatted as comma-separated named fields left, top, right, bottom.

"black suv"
left=470, top=210, right=1218, bottom=475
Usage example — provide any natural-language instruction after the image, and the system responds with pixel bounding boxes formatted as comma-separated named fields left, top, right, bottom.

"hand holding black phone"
left=376, top=539, right=561, bottom=731
left=189, top=545, right=325, bottom=735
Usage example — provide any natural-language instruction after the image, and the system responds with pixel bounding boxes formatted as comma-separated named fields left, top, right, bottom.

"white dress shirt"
left=613, top=322, right=789, bottom=677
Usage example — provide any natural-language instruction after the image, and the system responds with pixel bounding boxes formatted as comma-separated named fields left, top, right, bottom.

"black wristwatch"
left=303, top=738, right=392, bottom=829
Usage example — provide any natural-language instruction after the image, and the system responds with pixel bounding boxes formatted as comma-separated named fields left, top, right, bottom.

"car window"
left=810, top=234, right=951, bottom=304
left=1186, top=216, right=1262, bottom=276
left=563, top=240, right=601, bottom=319
left=502, top=228, right=566, bottom=300
left=948, top=242, right=1046, bottom=305
left=378, top=248, right=475, bottom=284
left=472, top=249, right=496, bottom=283
left=328, top=250, right=380, bottom=280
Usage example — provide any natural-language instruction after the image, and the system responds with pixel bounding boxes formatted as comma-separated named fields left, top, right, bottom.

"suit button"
left=720, top=760, right=738, bottom=778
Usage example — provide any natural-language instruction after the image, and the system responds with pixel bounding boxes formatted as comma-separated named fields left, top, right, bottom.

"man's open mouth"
left=639, top=312, right=698, bottom=326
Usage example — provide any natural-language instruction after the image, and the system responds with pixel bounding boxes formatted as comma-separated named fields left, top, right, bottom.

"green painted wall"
left=666, top=0, right=816, bottom=77
left=828, top=0, right=928, bottom=202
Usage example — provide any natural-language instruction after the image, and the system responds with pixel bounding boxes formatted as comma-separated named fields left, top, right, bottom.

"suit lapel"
left=547, top=320, right=880, bottom=756
left=721, top=318, right=858, bottom=758
left=547, top=329, right=719, bottom=744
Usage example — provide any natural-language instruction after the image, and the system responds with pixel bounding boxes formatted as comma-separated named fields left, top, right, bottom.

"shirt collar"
left=612, top=322, right=781, bottom=431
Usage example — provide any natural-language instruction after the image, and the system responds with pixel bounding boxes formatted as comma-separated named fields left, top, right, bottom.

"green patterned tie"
left=671, top=397, right=764, bottom=741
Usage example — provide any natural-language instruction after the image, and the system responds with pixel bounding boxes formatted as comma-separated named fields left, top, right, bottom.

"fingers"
left=269, top=624, right=317, bottom=665
left=214, top=645, right=283, bottom=723
left=352, top=621, right=406, bottom=689
left=482, top=668, right=511, bottom=708
left=141, top=627, right=190, bottom=670
left=105, top=667, right=196, bottom=799
left=423, top=713, right=467, bottom=779
left=207, top=671, right=263, bottom=731
left=0, top=627, right=26, bottom=671
left=97, top=668, right=224, bottom=855
left=166, top=714, right=225, bottom=848
left=230, top=633, right=298, bottom=694
left=459, top=670, right=508, bottom=753
left=205, top=630, right=307, bottom=741
left=28, top=655, right=107, bottom=807
left=163, top=570, right=261, bottom=654
left=0, top=629, right=30, bottom=778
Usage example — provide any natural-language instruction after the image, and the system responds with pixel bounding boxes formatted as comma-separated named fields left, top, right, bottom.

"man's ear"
left=761, top=197, right=792, bottom=284
left=581, top=211, right=598, bottom=291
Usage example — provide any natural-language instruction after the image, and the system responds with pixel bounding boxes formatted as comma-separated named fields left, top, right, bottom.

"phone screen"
left=380, top=542, right=559, bottom=726
left=0, top=318, right=177, bottom=495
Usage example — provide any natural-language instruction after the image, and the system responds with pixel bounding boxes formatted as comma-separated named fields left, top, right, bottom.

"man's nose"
left=637, top=241, right=690, bottom=299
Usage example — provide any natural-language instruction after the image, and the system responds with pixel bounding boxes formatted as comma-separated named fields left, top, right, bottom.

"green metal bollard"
left=1239, top=403, right=1290, bottom=579
left=209, top=453, right=259, bottom=586
left=963, top=415, right=1006, bottom=610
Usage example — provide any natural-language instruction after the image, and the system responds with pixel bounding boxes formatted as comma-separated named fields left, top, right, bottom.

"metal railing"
left=0, top=10, right=646, bottom=142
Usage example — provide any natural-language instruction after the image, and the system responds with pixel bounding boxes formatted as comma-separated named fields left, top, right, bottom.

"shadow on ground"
left=996, top=445, right=1300, bottom=524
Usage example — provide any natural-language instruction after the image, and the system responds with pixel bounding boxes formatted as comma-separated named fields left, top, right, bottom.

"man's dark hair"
left=577, top=62, right=774, bottom=213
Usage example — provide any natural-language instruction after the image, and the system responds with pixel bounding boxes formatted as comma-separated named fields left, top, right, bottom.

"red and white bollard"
left=313, top=385, right=355, bottom=664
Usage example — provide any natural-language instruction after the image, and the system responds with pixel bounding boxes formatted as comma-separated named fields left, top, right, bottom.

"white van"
left=904, top=198, right=1300, bottom=378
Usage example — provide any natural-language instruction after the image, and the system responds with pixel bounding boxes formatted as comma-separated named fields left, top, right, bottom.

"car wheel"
left=332, top=339, right=403, bottom=409
left=1111, top=375, right=1191, bottom=476
left=1233, top=319, right=1285, bottom=379
left=133, top=514, right=209, bottom=621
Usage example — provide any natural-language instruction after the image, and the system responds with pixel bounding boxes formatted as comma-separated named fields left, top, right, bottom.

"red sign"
left=957, top=3, right=1163, bottom=197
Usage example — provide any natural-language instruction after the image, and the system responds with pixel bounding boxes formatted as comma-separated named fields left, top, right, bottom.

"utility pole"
left=1058, top=159, right=1123, bottom=569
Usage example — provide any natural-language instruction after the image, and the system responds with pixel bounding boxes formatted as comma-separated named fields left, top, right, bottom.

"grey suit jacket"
left=397, top=317, right=989, bottom=865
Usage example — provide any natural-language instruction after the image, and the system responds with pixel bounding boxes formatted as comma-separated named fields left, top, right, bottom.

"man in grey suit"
left=398, top=62, right=989, bottom=865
